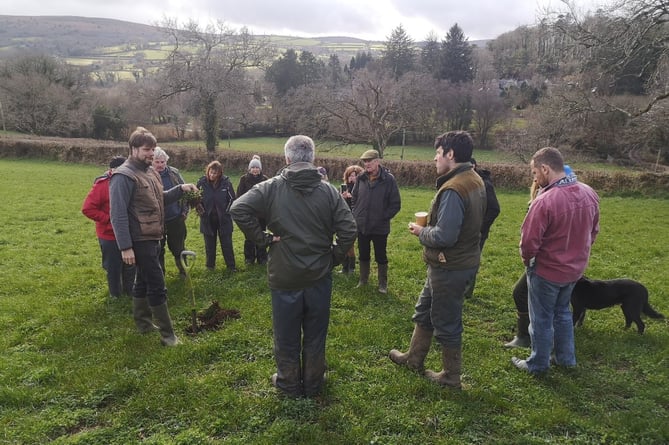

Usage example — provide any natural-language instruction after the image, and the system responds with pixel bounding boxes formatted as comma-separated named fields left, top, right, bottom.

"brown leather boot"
left=389, top=324, right=432, bottom=372
left=425, top=346, right=462, bottom=389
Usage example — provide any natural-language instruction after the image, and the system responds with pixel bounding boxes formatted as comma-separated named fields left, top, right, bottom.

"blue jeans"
left=411, top=265, right=477, bottom=348
left=525, top=267, right=577, bottom=373
left=271, top=273, right=332, bottom=397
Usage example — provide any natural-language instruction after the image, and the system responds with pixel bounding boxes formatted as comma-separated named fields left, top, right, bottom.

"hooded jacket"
left=82, top=170, right=116, bottom=240
left=230, top=162, right=357, bottom=290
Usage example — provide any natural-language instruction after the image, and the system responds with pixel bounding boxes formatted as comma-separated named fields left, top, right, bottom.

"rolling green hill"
left=0, top=15, right=489, bottom=68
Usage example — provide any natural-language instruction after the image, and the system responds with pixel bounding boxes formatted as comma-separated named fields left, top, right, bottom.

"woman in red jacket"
left=82, top=156, right=136, bottom=298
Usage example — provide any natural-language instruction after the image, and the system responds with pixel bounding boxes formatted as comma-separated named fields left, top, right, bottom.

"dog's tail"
left=643, top=302, right=665, bottom=319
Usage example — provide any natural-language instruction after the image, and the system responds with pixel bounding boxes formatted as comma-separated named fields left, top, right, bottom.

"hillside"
left=0, top=15, right=165, bottom=57
left=0, top=15, right=489, bottom=62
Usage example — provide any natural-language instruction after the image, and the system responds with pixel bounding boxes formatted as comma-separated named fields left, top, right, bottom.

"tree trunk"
left=203, top=96, right=218, bottom=153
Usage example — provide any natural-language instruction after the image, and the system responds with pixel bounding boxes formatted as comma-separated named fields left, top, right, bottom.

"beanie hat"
left=248, top=155, right=262, bottom=171
left=109, top=156, right=126, bottom=169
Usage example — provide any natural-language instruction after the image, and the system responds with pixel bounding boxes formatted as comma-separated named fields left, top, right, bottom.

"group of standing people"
left=389, top=133, right=599, bottom=389
left=82, top=126, right=600, bottom=397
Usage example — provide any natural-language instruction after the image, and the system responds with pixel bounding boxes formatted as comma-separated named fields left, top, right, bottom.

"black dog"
left=571, top=277, right=664, bottom=334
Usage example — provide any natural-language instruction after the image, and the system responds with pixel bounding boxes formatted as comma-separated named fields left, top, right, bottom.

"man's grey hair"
left=284, top=135, right=315, bottom=164
left=154, top=147, right=169, bottom=161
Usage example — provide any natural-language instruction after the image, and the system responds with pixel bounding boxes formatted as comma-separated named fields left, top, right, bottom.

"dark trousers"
left=244, top=239, right=268, bottom=264
left=357, top=232, right=389, bottom=265
left=99, top=238, right=135, bottom=297
left=513, top=271, right=529, bottom=313
left=203, top=214, right=236, bottom=269
left=160, top=217, right=187, bottom=274
left=132, top=240, right=168, bottom=307
left=243, top=218, right=267, bottom=264
left=271, top=273, right=332, bottom=397
left=412, top=265, right=477, bottom=349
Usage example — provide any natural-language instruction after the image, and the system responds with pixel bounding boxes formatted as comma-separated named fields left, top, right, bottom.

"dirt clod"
left=185, top=300, right=240, bottom=334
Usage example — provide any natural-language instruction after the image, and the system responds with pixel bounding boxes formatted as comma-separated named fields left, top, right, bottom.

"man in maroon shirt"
left=512, top=147, right=599, bottom=374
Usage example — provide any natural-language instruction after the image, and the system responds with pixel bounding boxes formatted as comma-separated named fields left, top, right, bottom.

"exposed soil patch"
left=185, top=300, right=240, bottom=334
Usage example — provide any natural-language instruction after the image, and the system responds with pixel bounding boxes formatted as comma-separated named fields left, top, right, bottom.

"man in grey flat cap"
left=351, top=149, right=401, bottom=293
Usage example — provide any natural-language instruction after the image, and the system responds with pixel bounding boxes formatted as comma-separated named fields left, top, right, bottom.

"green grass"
left=169, top=135, right=629, bottom=174
left=0, top=159, right=668, bottom=444
left=174, top=136, right=522, bottom=164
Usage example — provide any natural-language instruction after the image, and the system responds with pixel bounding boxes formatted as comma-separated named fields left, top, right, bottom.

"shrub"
left=0, top=136, right=666, bottom=196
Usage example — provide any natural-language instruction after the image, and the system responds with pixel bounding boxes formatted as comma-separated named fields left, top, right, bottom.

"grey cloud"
left=204, top=0, right=379, bottom=37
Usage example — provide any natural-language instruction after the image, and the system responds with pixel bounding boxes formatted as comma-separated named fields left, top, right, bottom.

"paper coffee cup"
left=415, top=211, right=428, bottom=226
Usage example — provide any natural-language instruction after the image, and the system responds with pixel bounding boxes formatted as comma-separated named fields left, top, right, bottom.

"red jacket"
left=82, top=171, right=116, bottom=241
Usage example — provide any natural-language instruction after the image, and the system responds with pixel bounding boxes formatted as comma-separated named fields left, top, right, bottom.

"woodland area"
left=0, top=0, right=667, bottom=167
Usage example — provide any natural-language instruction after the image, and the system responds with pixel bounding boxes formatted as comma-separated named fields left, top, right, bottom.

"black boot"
left=504, top=312, right=531, bottom=348
left=339, top=257, right=350, bottom=274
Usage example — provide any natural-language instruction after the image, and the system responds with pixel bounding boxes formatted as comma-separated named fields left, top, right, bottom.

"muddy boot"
left=151, top=302, right=181, bottom=347
left=133, top=297, right=157, bottom=334
left=378, top=263, right=388, bottom=294
left=389, top=324, right=432, bottom=372
left=504, top=312, right=531, bottom=348
left=425, top=345, right=462, bottom=389
left=356, top=261, right=370, bottom=288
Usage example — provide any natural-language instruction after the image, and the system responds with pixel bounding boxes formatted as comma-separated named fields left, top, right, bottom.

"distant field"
left=168, top=135, right=624, bottom=173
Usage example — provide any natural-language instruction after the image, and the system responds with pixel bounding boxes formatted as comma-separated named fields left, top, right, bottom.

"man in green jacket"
left=230, top=135, right=357, bottom=398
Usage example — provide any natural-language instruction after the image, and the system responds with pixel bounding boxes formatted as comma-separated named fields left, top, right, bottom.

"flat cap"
left=360, top=149, right=380, bottom=160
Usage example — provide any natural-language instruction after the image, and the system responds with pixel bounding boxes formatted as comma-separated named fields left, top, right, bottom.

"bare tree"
left=0, top=54, right=90, bottom=136
left=323, top=69, right=432, bottom=157
left=155, top=18, right=272, bottom=153
left=471, top=83, right=509, bottom=149
left=541, top=0, right=669, bottom=162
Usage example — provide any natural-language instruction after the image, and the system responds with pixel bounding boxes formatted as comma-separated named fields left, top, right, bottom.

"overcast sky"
left=3, top=0, right=610, bottom=41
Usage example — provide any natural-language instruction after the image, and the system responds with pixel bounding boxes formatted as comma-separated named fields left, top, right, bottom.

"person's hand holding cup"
left=408, top=211, right=428, bottom=236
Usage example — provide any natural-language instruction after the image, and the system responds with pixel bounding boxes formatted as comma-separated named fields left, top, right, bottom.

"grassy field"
left=171, top=135, right=626, bottom=173
left=0, top=159, right=668, bottom=444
